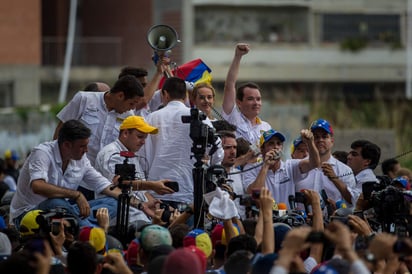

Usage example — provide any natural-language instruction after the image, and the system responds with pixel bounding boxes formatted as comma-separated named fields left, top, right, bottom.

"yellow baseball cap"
left=120, top=116, right=158, bottom=134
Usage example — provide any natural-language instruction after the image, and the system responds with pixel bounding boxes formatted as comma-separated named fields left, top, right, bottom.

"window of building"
left=0, top=82, right=14, bottom=108
left=194, top=6, right=309, bottom=45
left=322, top=14, right=401, bottom=47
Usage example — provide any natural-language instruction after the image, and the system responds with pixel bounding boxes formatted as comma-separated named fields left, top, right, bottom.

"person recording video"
left=95, top=115, right=177, bottom=223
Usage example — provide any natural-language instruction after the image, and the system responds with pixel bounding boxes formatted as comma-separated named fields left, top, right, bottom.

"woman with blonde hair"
left=191, top=82, right=217, bottom=121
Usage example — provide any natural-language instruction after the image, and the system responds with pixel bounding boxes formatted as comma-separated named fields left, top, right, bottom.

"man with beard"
left=218, top=131, right=246, bottom=219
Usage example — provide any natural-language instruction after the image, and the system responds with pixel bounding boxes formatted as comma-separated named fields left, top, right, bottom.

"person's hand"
left=169, top=209, right=181, bottom=223
left=276, top=226, right=312, bottom=271
left=151, top=203, right=167, bottom=226
left=32, top=240, right=52, bottom=274
left=347, top=214, right=372, bottom=236
left=49, top=220, right=65, bottom=256
left=112, top=175, right=121, bottom=186
left=300, top=129, right=314, bottom=144
left=324, top=221, right=352, bottom=253
left=96, top=207, right=110, bottom=232
left=369, top=233, right=398, bottom=261
left=281, top=226, right=312, bottom=253
left=321, top=163, right=338, bottom=181
left=301, top=189, right=321, bottom=206
left=264, top=149, right=279, bottom=167
left=103, top=251, right=133, bottom=274
left=258, top=187, right=274, bottom=216
left=150, top=180, right=176, bottom=195
left=355, top=193, right=370, bottom=211
left=235, top=43, right=250, bottom=57
left=76, top=193, right=90, bottom=218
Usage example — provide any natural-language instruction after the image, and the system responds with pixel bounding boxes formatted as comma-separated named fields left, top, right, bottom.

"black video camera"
left=36, top=208, right=79, bottom=237
left=182, top=108, right=217, bottom=158
left=205, top=165, right=229, bottom=193
left=115, top=163, right=136, bottom=180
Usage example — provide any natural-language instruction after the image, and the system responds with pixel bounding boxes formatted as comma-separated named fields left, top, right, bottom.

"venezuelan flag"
left=159, top=59, right=212, bottom=88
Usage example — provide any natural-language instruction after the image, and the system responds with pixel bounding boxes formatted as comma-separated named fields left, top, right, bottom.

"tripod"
left=193, top=151, right=207, bottom=229
left=112, top=155, right=136, bottom=246
left=115, top=178, right=132, bottom=245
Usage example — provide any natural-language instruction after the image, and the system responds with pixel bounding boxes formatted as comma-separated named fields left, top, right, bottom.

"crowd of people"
left=0, top=43, right=412, bottom=274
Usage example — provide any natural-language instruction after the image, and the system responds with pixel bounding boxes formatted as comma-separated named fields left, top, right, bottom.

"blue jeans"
left=37, top=197, right=118, bottom=228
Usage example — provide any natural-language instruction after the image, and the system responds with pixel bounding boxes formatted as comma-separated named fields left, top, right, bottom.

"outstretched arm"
left=222, top=43, right=250, bottom=114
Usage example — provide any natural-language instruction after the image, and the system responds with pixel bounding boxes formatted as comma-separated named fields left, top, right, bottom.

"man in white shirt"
left=10, top=120, right=121, bottom=229
left=95, top=115, right=176, bottom=223
left=295, top=119, right=359, bottom=206
left=222, top=43, right=271, bottom=147
left=142, top=77, right=223, bottom=207
left=243, top=128, right=320, bottom=205
left=346, top=139, right=381, bottom=193
left=53, top=75, right=144, bottom=167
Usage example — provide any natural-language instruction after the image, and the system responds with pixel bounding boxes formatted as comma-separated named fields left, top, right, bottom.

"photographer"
left=95, top=115, right=177, bottom=223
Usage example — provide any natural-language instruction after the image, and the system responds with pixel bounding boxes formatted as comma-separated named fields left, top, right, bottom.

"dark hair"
left=236, top=137, right=251, bottom=158
left=83, top=82, right=99, bottom=91
left=58, top=120, right=91, bottom=145
left=236, top=82, right=260, bottom=101
left=351, top=140, right=381, bottom=170
left=224, top=250, right=253, bottom=274
left=212, top=120, right=237, bottom=133
left=161, top=77, right=186, bottom=100
left=226, top=234, right=257, bottom=258
left=217, top=130, right=236, bottom=140
left=332, top=150, right=348, bottom=165
left=118, top=66, right=148, bottom=79
left=110, top=75, right=144, bottom=99
left=381, top=158, right=399, bottom=176
left=169, top=223, right=190, bottom=249
left=67, top=241, right=98, bottom=274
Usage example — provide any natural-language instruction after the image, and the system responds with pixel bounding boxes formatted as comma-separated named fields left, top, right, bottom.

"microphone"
left=288, top=195, right=295, bottom=210
left=273, top=150, right=282, bottom=160
left=120, top=151, right=135, bottom=158
left=278, top=202, right=287, bottom=217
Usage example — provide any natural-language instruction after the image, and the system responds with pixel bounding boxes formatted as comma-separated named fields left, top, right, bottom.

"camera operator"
left=95, top=115, right=176, bottom=222
left=142, top=77, right=223, bottom=208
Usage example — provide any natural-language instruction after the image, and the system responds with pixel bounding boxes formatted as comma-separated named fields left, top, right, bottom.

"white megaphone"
left=147, top=24, right=180, bottom=52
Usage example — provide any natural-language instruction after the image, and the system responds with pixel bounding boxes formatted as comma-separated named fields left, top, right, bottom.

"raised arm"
left=298, top=129, right=320, bottom=173
left=222, top=43, right=250, bottom=114
left=142, top=55, right=172, bottom=105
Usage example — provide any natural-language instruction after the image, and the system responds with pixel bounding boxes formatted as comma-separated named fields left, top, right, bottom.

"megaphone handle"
left=152, top=52, right=160, bottom=65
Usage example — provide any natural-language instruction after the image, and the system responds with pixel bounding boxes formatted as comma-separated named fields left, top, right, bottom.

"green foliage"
left=50, top=103, right=67, bottom=118
left=311, top=98, right=412, bottom=170
left=340, top=37, right=368, bottom=52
